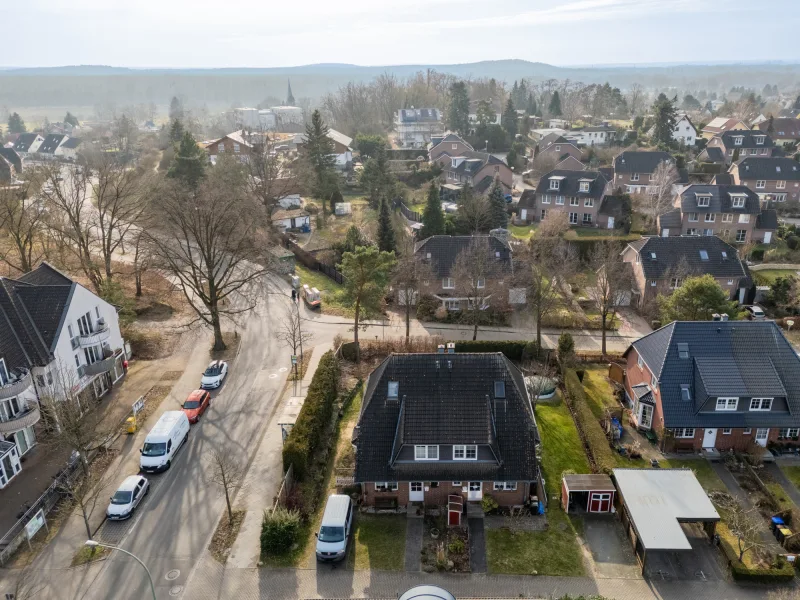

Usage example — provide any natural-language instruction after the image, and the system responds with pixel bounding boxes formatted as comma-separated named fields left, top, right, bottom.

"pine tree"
left=548, top=92, right=562, bottom=117
left=767, top=115, right=775, bottom=135
left=330, top=188, right=343, bottom=214
left=527, top=93, right=538, bottom=116
left=168, top=131, right=206, bottom=188
left=511, top=81, right=519, bottom=105
left=169, top=96, right=184, bottom=121
left=169, top=118, right=185, bottom=144
left=652, top=95, right=678, bottom=146
left=518, top=80, right=528, bottom=107
left=488, top=178, right=508, bottom=229
left=420, top=182, right=445, bottom=238
left=7, top=112, right=25, bottom=134
left=303, top=110, right=337, bottom=210
left=501, top=99, right=518, bottom=138
left=447, top=81, right=470, bottom=136
left=377, top=197, right=396, bottom=253
left=64, top=111, right=79, bottom=127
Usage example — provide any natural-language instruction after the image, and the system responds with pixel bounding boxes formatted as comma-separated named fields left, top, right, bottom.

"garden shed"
left=561, top=474, right=616, bottom=514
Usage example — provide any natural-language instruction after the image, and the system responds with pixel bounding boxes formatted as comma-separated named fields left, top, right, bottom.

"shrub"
left=281, top=351, right=340, bottom=479
left=481, top=495, right=499, bottom=514
left=454, top=340, right=527, bottom=360
left=787, top=235, right=799, bottom=250
left=750, top=247, right=765, bottom=261
left=522, top=340, right=541, bottom=361
left=416, top=294, right=439, bottom=321
left=260, top=507, right=302, bottom=555
left=341, top=341, right=359, bottom=362
left=563, top=370, right=617, bottom=473
left=448, top=539, right=466, bottom=554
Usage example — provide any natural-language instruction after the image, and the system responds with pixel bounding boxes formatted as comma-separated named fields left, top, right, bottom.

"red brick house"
left=204, top=130, right=253, bottom=161
left=536, top=134, right=582, bottom=162
left=705, top=130, right=775, bottom=164
left=623, top=321, right=800, bottom=453
left=729, top=156, right=800, bottom=208
left=434, top=150, right=513, bottom=195
left=516, top=169, right=610, bottom=225
left=353, top=352, right=541, bottom=509
left=428, top=133, right=474, bottom=162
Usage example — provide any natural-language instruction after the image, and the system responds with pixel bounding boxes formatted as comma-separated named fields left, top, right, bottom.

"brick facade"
left=361, top=481, right=527, bottom=507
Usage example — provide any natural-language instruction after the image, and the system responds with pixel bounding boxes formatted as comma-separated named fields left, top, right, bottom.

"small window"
left=677, top=343, right=689, bottom=359
left=651, top=375, right=657, bottom=388
left=704, top=213, right=715, bottom=222
left=732, top=196, right=746, bottom=208
left=650, top=280, right=657, bottom=287
left=727, top=280, right=734, bottom=285
left=452, top=481, right=462, bottom=486
left=680, top=385, right=691, bottom=402
left=697, top=195, right=710, bottom=207
left=722, top=428, right=732, bottom=435
left=637, top=355, right=643, bottom=369
left=674, top=428, right=695, bottom=439
left=739, top=214, right=750, bottom=224
left=494, top=381, right=505, bottom=398
left=699, top=250, right=709, bottom=261
left=415, top=445, right=439, bottom=460
left=387, top=381, right=399, bottom=398
left=442, top=277, right=454, bottom=289
left=721, top=251, right=728, bottom=259
left=493, top=482, right=517, bottom=491
left=749, top=398, right=772, bottom=411
left=453, top=445, right=478, bottom=460
left=716, top=397, right=738, bottom=411
left=743, top=428, right=752, bottom=435
left=670, top=278, right=682, bottom=289
left=549, top=179, right=560, bottom=190
left=579, top=181, right=589, bottom=192
left=374, top=482, right=398, bottom=491
left=477, top=278, right=485, bottom=289
left=756, top=180, right=766, bottom=189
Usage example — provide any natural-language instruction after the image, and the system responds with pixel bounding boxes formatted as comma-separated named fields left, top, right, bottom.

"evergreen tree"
left=548, top=92, right=562, bottom=117
left=168, top=131, right=206, bottom=188
left=330, top=188, right=343, bottom=214
left=488, top=178, right=508, bottom=229
left=64, top=111, right=79, bottom=127
left=169, top=96, right=184, bottom=121
left=377, top=197, right=396, bottom=253
left=506, top=147, right=518, bottom=170
left=420, top=182, right=445, bottom=238
left=359, top=145, right=394, bottom=209
left=501, top=99, right=518, bottom=138
left=303, top=110, right=337, bottom=210
left=526, top=93, right=538, bottom=116
left=7, top=112, right=25, bottom=134
left=518, top=80, right=528, bottom=107
left=169, top=118, right=185, bottom=144
left=447, top=81, right=470, bottom=136
left=651, top=95, right=678, bottom=146
left=767, top=115, right=775, bottom=135
left=511, top=81, right=519, bottom=105
left=475, top=100, right=495, bottom=129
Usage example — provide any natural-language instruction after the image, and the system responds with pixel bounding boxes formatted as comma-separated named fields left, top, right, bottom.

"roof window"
left=680, top=384, right=692, bottom=401
left=678, top=343, right=689, bottom=359
left=650, top=252, right=656, bottom=260
left=699, top=250, right=709, bottom=261
left=721, top=251, right=728, bottom=259
left=387, top=381, right=399, bottom=399
left=494, top=381, right=506, bottom=399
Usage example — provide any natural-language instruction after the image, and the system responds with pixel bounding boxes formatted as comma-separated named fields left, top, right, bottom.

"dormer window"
left=731, top=196, right=746, bottom=208
left=697, top=195, right=710, bottom=207
left=579, top=181, right=589, bottom=192
left=388, top=381, right=399, bottom=399
left=451, top=158, right=458, bottom=168
left=549, top=179, right=560, bottom=190
left=453, top=445, right=477, bottom=460
left=716, top=397, right=738, bottom=411
left=415, top=445, right=439, bottom=460
left=749, top=398, right=772, bottom=411
left=755, top=135, right=765, bottom=145
left=555, top=145, right=561, bottom=151
left=733, top=136, right=743, bottom=146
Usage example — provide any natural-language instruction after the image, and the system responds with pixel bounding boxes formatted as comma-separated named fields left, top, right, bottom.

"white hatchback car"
left=200, top=360, right=228, bottom=389
left=107, top=475, right=149, bottom=520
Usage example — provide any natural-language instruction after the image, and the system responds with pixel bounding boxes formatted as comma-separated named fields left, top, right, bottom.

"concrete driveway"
left=643, top=523, right=727, bottom=582
left=581, top=515, right=641, bottom=579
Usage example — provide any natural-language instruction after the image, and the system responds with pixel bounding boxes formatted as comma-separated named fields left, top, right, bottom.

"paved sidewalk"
left=404, top=518, right=422, bottom=572
left=467, top=519, right=486, bottom=574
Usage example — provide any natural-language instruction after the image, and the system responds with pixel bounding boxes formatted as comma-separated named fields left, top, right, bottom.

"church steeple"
left=287, top=79, right=295, bottom=106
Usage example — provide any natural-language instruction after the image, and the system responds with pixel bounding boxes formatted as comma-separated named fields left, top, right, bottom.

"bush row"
left=563, top=369, right=617, bottom=474
left=718, top=525, right=795, bottom=583
left=453, top=340, right=528, bottom=360
left=282, top=351, right=340, bottom=480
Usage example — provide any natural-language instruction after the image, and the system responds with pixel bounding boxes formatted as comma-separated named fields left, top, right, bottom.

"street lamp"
left=84, top=540, right=156, bottom=600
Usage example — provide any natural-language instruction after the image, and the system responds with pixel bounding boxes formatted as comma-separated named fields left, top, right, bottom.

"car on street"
left=200, top=360, right=228, bottom=389
left=745, top=305, right=766, bottom=320
left=107, top=475, right=149, bottom=520
left=182, top=390, right=211, bottom=424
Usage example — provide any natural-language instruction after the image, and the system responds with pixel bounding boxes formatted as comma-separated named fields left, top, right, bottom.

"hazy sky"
left=2, top=0, right=798, bottom=68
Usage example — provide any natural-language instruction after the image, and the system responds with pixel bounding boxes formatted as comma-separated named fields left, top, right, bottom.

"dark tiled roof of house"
left=554, top=155, right=585, bottom=171
left=60, top=137, right=81, bottom=149
left=711, top=173, right=733, bottom=185
left=13, top=134, right=40, bottom=153
left=658, top=209, right=682, bottom=230
left=757, top=118, right=800, bottom=140
left=353, top=353, right=539, bottom=483
left=443, top=151, right=506, bottom=175
left=38, top=134, right=65, bottom=154
left=598, top=195, right=627, bottom=218
left=701, top=147, right=726, bottom=164
left=534, top=170, right=608, bottom=199
left=717, top=130, right=774, bottom=150
left=414, top=235, right=511, bottom=279
left=613, top=151, right=675, bottom=174
left=737, top=157, right=800, bottom=181
left=679, top=184, right=761, bottom=214
left=518, top=189, right=536, bottom=210
left=19, top=262, right=74, bottom=286
left=756, top=209, right=778, bottom=231
left=627, top=321, right=800, bottom=428
left=0, top=157, right=11, bottom=181
left=398, top=108, right=440, bottom=123
left=627, top=236, right=747, bottom=280
left=0, top=147, right=22, bottom=172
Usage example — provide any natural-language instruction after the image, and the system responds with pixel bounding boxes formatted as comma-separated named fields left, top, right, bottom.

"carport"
left=561, top=474, right=615, bottom=514
left=613, top=469, right=720, bottom=574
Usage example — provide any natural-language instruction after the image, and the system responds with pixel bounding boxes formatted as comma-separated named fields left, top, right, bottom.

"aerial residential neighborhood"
left=3, top=6, right=800, bottom=600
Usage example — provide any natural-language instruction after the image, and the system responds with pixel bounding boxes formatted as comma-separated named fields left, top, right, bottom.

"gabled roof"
left=700, top=147, right=726, bottom=164
left=658, top=209, right=682, bottom=230
left=0, top=147, right=22, bottom=172
left=60, top=137, right=81, bottom=149
left=626, top=236, right=747, bottom=280
left=679, top=184, right=760, bottom=214
left=736, top=157, right=800, bottom=181
left=518, top=189, right=536, bottom=210
left=353, top=353, right=539, bottom=483
left=613, top=151, right=674, bottom=174
left=431, top=133, right=473, bottom=152
left=12, top=134, right=41, bottom=153
left=38, top=134, right=66, bottom=154
left=627, top=321, right=800, bottom=428
left=397, top=108, right=441, bottom=123
left=598, top=195, right=628, bottom=219
left=717, top=130, right=774, bottom=150
left=756, top=118, right=800, bottom=140
left=702, top=117, right=746, bottom=133
left=534, top=169, right=608, bottom=199
left=554, top=155, right=586, bottom=171
left=442, top=150, right=506, bottom=174
left=414, top=235, right=511, bottom=279
left=756, top=209, right=778, bottom=231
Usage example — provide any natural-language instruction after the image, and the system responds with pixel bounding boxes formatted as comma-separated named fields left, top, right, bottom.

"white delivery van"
left=139, top=411, right=190, bottom=474
left=315, top=494, right=353, bottom=562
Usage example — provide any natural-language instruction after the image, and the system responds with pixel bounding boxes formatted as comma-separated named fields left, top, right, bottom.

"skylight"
left=680, top=385, right=692, bottom=401
left=721, top=251, right=728, bottom=260
left=650, top=252, right=656, bottom=260
left=494, top=381, right=506, bottom=399
left=388, top=381, right=399, bottom=398
left=699, top=250, right=709, bottom=261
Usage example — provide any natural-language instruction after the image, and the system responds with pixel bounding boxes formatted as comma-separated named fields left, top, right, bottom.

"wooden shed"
left=561, top=474, right=616, bottom=514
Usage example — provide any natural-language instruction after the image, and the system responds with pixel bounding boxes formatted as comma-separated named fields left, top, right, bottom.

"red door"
left=448, top=509, right=460, bottom=526
left=589, top=493, right=611, bottom=512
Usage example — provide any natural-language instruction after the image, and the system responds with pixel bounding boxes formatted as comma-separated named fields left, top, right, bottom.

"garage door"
left=589, top=492, right=612, bottom=512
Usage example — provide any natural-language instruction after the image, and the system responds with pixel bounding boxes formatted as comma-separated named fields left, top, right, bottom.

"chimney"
left=712, top=313, right=721, bottom=321
left=437, top=344, right=445, bottom=354
left=446, top=342, right=455, bottom=354
left=720, top=313, right=729, bottom=321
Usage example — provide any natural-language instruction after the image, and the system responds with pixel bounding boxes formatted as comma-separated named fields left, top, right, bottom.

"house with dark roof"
left=623, top=321, right=800, bottom=453
left=353, top=352, right=541, bottom=508
left=0, top=148, right=23, bottom=177
left=706, top=130, right=775, bottom=164
left=394, top=108, right=444, bottom=149
left=0, top=263, right=126, bottom=488
left=756, top=118, right=800, bottom=146
left=428, top=133, right=473, bottom=162
left=12, top=134, right=44, bottom=156
left=536, top=134, right=582, bottom=162
left=568, top=124, right=617, bottom=146
left=622, top=236, right=752, bottom=308
left=729, top=156, right=800, bottom=206
left=697, top=146, right=726, bottom=165
left=658, top=184, right=777, bottom=244
left=58, top=137, right=82, bottom=161
left=518, top=169, right=610, bottom=226
left=0, top=156, right=14, bottom=182
left=37, top=134, right=68, bottom=158
left=612, top=151, right=683, bottom=195
left=434, top=150, right=512, bottom=196
left=554, top=155, right=586, bottom=171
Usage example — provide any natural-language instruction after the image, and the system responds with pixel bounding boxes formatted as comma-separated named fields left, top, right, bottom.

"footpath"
left=226, top=342, right=332, bottom=569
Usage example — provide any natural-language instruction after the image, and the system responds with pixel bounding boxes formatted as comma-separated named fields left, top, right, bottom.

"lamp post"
left=84, top=540, right=156, bottom=600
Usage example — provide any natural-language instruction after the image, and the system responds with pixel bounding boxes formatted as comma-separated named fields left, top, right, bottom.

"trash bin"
left=126, top=416, right=137, bottom=434
left=771, top=516, right=785, bottom=532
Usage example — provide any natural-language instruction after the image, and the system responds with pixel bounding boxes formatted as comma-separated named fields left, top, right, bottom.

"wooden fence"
left=395, top=200, right=421, bottom=223
left=271, top=464, right=294, bottom=515
left=281, top=235, right=346, bottom=285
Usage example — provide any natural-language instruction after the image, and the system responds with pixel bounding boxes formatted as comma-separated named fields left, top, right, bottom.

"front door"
left=589, top=492, right=612, bottom=512
left=764, top=232, right=772, bottom=244
left=702, top=428, right=717, bottom=448
left=468, top=481, right=482, bottom=501
left=607, top=216, right=614, bottom=229
left=409, top=481, right=424, bottom=502
left=638, top=403, right=653, bottom=430
left=756, top=428, right=770, bottom=447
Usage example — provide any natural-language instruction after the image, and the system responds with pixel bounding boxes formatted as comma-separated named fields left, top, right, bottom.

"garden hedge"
left=563, top=369, right=617, bottom=474
left=281, top=351, right=340, bottom=480
left=454, top=340, right=527, bottom=360
left=718, top=530, right=795, bottom=583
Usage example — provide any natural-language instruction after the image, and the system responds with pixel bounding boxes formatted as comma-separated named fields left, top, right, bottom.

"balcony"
left=84, top=355, right=117, bottom=377
left=78, top=324, right=110, bottom=349
left=0, top=370, right=33, bottom=401
left=0, top=404, right=40, bottom=435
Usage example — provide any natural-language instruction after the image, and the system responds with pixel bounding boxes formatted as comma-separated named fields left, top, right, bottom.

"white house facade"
left=673, top=115, right=697, bottom=146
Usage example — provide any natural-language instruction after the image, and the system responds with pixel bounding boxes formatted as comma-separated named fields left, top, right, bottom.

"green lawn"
left=659, top=458, right=726, bottom=493
left=294, top=264, right=354, bottom=317
left=535, top=395, right=591, bottom=497
left=581, top=366, right=618, bottom=420
left=346, top=515, right=406, bottom=570
left=509, top=223, right=537, bottom=240
left=486, top=508, right=585, bottom=576
left=781, top=466, right=800, bottom=491
left=753, top=269, right=799, bottom=285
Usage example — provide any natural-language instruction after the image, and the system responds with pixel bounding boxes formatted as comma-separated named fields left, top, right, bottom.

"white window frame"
left=493, top=482, right=517, bottom=491
left=582, top=213, right=592, bottom=224
left=704, top=213, right=715, bottom=222
left=722, top=428, right=732, bottom=435
left=233, top=143, right=240, bottom=153
left=579, top=182, right=589, bottom=192
left=674, top=428, right=695, bottom=439
left=414, top=445, right=439, bottom=460
left=374, top=482, right=398, bottom=491
left=549, top=179, right=560, bottom=190
left=738, top=214, right=750, bottom=224
left=722, top=213, right=733, bottom=223
left=541, top=194, right=551, bottom=204
left=749, top=398, right=772, bottom=411
left=670, top=278, right=682, bottom=289
left=687, top=228, right=697, bottom=236
left=569, top=212, right=578, bottom=225
left=697, top=196, right=710, bottom=207
left=716, top=397, right=738, bottom=411
left=445, top=299, right=460, bottom=311
left=452, top=481, right=462, bottom=486
left=732, top=197, right=746, bottom=208
left=756, top=180, right=766, bottom=189
left=651, top=375, right=657, bottom=388
left=779, top=428, right=800, bottom=439
left=556, top=195, right=565, bottom=205
left=570, top=197, right=579, bottom=206
left=631, top=173, right=640, bottom=182
left=743, top=428, right=752, bottom=435
left=637, top=355, right=643, bottom=369
left=650, top=280, right=657, bottom=287
left=584, top=198, right=594, bottom=207
left=777, top=180, right=786, bottom=189
left=688, top=213, right=698, bottom=222
left=442, top=277, right=454, bottom=289
left=453, top=445, right=478, bottom=460
left=476, top=278, right=485, bottom=289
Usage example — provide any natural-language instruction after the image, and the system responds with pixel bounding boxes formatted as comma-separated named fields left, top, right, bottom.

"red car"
left=181, top=390, right=211, bottom=424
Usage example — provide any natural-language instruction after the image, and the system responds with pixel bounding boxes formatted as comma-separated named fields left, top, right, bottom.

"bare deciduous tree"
left=57, top=454, right=116, bottom=542
left=712, top=492, right=765, bottom=562
left=587, top=242, right=634, bottom=355
left=131, top=228, right=152, bottom=298
left=391, top=236, right=434, bottom=339
left=452, top=237, right=505, bottom=341
left=0, top=174, right=47, bottom=273
left=530, top=153, right=558, bottom=180
left=244, top=132, right=298, bottom=211
left=275, top=303, right=314, bottom=379
left=208, top=448, right=245, bottom=523
left=627, top=83, right=645, bottom=117
left=5, top=558, right=44, bottom=599
left=636, top=160, right=678, bottom=232
left=536, top=211, right=570, bottom=238
left=456, top=187, right=491, bottom=234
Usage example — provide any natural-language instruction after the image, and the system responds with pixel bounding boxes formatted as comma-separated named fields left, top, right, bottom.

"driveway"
left=581, top=515, right=641, bottom=579
left=643, top=523, right=727, bottom=582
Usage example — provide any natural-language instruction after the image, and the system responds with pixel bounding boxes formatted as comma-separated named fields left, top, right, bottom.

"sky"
left=2, top=0, right=799, bottom=69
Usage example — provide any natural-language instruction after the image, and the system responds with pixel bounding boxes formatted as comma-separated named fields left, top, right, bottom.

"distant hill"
left=1, top=60, right=799, bottom=110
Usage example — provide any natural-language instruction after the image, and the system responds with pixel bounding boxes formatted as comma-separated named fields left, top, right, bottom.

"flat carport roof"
left=563, top=473, right=615, bottom=492
left=613, top=469, right=720, bottom=551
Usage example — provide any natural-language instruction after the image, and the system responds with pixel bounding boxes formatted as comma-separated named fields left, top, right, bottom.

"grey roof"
left=534, top=169, right=608, bottom=199
left=627, top=236, right=747, bottom=281
left=737, top=157, right=800, bottom=181
left=757, top=118, right=800, bottom=140
left=353, top=353, right=539, bottom=483
left=0, top=440, right=15, bottom=456
left=658, top=209, right=682, bottom=230
left=518, top=189, right=536, bottom=210
left=711, top=173, right=732, bottom=185
left=554, top=155, right=586, bottom=171
left=563, top=473, right=615, bottom=492
left=60, top=137, right=81, bottom=149
left=701, top=147, right=726, bottom=163
left=631, top=383, right=655, bottom=405
left=442, top=150, right=506, bottom=175
left=398, top=108, right=440, bottom=123
left=414, top=235, right=511, bottom=279
left=717, top=130, right=774, bottom=150
left=598, top=195, right=627, bottom=218
left=613, top=151, right=674, bottom=174
left=679, top=184, right=761, bottom=214
left=13, top=134, right=40, bottom=153
left=38, top=134, right=66, bottom=154
left=627, top=321, right=800, bottom=428
left=756, top=209, right=778, bottom=231
left=0, top=156, right=11, bottom=180
left=0, top=147, right=22, bottom=172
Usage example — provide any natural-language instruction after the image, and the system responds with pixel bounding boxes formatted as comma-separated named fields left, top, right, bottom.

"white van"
left=139, top=411, right=190, bottom=474
left=315, top=494, right=353, bottom=562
